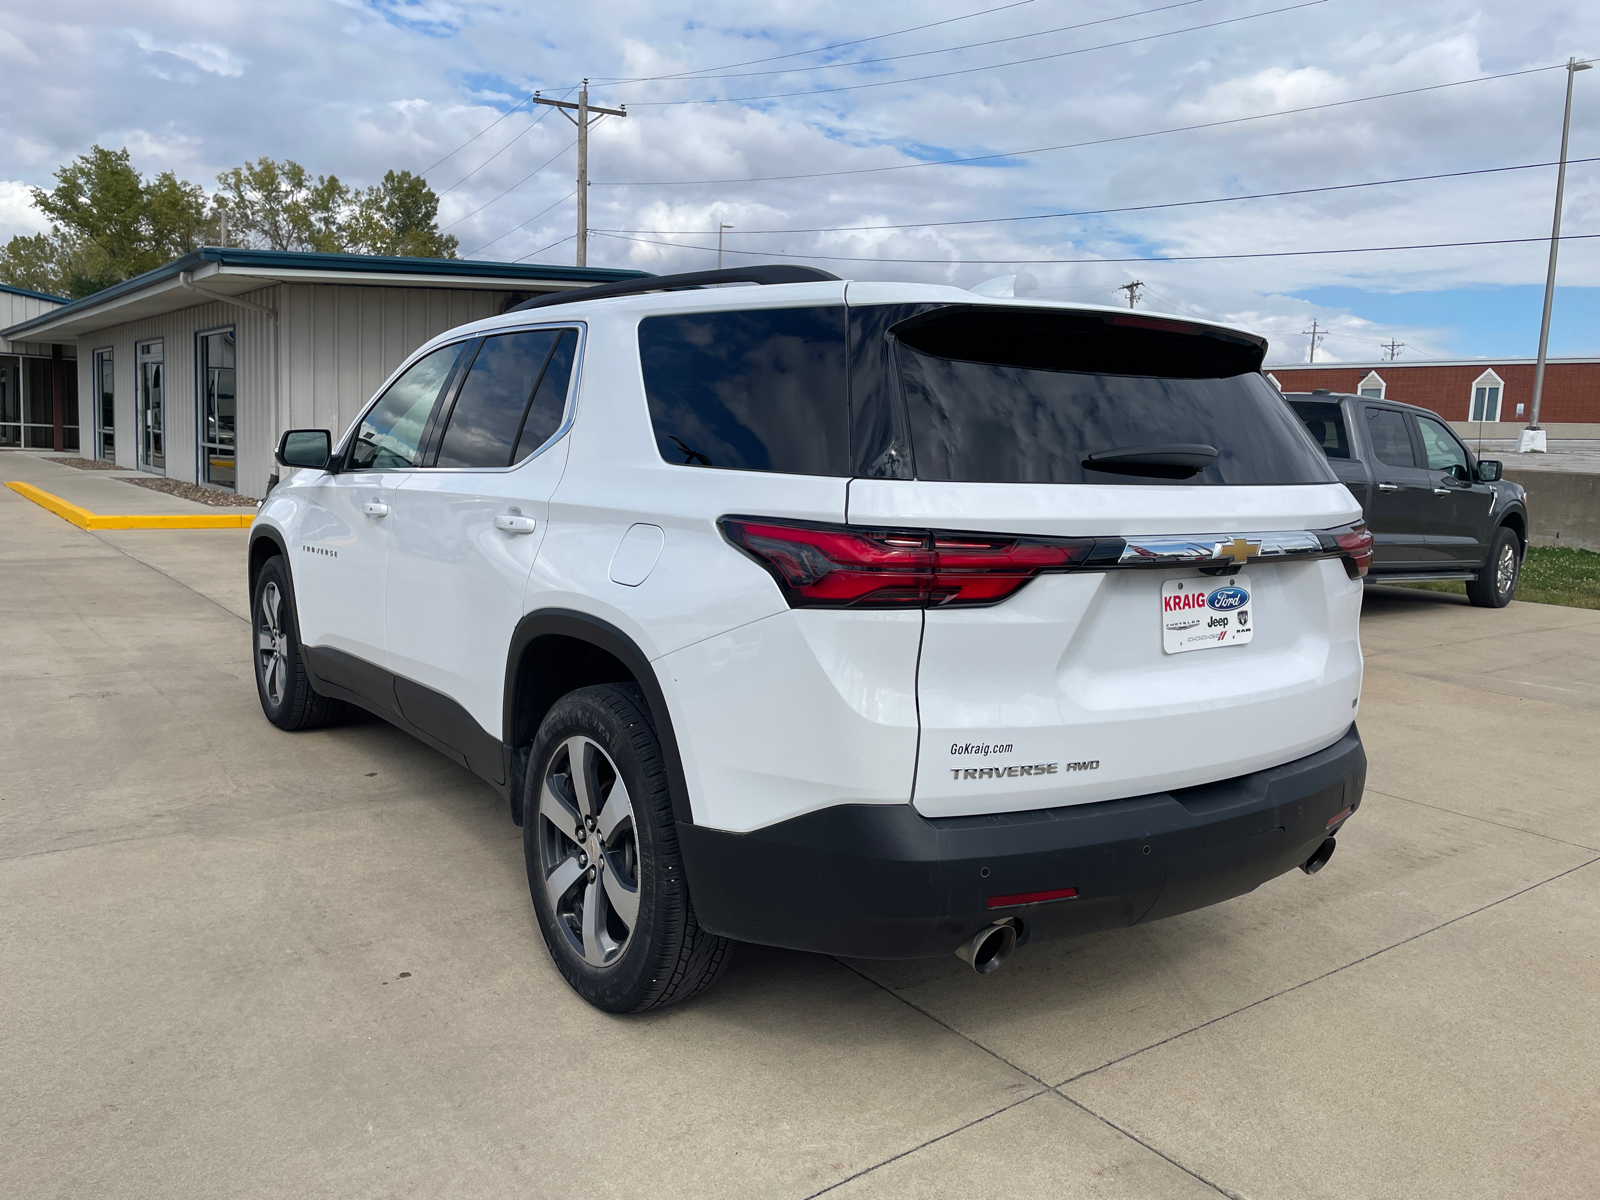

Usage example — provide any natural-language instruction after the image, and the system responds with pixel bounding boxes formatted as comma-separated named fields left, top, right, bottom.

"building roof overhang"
left=0, top=248, right=650, bottom=342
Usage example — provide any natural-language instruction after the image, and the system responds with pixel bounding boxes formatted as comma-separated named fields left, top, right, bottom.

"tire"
left=1466, top=526, right=1521, bottom=609
left=251, top=556, right=343, bottom=730
left=523, top=683, right=735, bottom=1012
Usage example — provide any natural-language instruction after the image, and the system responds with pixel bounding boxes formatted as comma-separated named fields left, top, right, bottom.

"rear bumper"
left=677, top=726, right=1365, bottom=958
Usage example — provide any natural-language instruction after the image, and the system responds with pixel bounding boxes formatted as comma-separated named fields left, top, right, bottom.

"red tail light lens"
left=721, top=518, right=1095, bottom=608
left=1330, top=521, right=1373, bottom=578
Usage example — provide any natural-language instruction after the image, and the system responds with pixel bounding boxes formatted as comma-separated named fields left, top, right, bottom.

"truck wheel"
left=1466, top=526, right=1521, bottom=609
left=524, top=684, right=734, bottom=1012
left=252, top=556, right=343, bottom=730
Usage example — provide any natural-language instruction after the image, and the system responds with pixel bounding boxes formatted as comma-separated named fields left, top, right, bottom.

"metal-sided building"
left=1, top=282, right=72, bottom=451
left=0, top=249, right=645, bottom=498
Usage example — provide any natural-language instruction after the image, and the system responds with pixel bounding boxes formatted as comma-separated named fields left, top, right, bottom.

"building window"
left=1469, top=369, right=1504, bottom=422
left=138, top=340, right=165, bottom=472
left=1357, top=370, right=1385, bottom=399
left=197, top=329, right=236, bottom=489
left=93, top=349, right=115, bottom=462
left=0, top=356, right=17, bottom=447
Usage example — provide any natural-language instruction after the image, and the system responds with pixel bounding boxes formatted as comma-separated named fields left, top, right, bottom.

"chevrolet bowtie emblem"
left=1218, top=537, right=1260, bottom=564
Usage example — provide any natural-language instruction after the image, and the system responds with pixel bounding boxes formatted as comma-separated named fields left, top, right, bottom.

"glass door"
left=0, top=356, right=18, bottom=447
left=137, top=340, right=164, bottom=472
left=198, top=330, right=236, bottom=489
left=94, top=349, right=115, bottom=461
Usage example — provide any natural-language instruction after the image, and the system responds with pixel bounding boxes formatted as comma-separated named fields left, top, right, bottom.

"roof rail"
left=507, top=264, right=842, bottom=312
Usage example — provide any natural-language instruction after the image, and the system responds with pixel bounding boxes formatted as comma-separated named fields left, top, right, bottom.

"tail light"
left=1324, top=521, right=1373, bottom=578
left=720, top=518, right=1096, bottom=608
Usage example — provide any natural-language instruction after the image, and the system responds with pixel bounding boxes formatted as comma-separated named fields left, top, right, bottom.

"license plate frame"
left=1161, top=574, right=1254, bottom=654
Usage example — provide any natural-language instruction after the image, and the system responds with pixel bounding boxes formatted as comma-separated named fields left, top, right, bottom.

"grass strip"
left=1398, top=545, right=1600, bottom=610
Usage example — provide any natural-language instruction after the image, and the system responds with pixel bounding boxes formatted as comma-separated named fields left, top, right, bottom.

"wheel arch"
left=1498, top=506, right=1528, bottom=552
left=248, top=525, right=291, bottom=599
left=504, top=610, right=694, bottom=828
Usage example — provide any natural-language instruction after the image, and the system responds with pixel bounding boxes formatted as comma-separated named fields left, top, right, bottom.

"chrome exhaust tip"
left=955, top=920, right=1018, bottom=974
left=1301, top=836, right=1337, bottom=875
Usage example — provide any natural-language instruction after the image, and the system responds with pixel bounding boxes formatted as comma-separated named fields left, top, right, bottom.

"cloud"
left=129, top=30, right=246, bottom=77
left=0, top=180, right=51, bottom=240
left=0, top=29, right=41, bottom=66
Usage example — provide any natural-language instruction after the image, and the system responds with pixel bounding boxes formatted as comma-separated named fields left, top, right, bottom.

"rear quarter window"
left=1287, top=400, right=1352, bottom=459
left=638, top=306, right=849, bottom=476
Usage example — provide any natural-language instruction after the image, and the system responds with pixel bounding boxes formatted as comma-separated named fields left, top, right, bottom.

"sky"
left=0, top=0, right=1596, bottom=364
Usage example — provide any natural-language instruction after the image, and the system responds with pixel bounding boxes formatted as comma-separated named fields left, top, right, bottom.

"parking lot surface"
left=4, top=457, right=1598, bottom=1199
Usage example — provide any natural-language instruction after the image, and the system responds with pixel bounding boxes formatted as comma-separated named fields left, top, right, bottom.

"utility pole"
left=718, top=222, right=734, bottom=269
left=1302, top=320, right=1326, bottom=364
left=1523, top=56, right=1591, bottom=453
left=1117, top=280, right=1144, bottom=308
left=1382, top=339, right=1404, bottom=361
left=532, top=80, right=627, bottom=267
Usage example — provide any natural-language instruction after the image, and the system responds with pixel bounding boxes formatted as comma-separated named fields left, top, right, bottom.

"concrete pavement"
left=2, top=483, right=1597, bottom=1199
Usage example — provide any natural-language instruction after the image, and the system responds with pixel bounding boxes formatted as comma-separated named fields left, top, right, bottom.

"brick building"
left=1267, top=358, right=1600, bottom=432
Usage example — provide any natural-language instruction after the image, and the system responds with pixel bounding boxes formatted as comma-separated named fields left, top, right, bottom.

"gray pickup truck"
left=1286, top=389, right=1530, bottom=608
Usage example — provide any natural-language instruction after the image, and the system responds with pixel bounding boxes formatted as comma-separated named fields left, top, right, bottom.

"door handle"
left=1377, top=483, right=1400, bottom=492
left=364, top=501, right=390, bottom=518
left=494, top=513, right=538, bottom=534
left=1433, top=487, right=1451, bottom=496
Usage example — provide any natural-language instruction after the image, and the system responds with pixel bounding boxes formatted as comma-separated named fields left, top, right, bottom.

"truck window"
left=1287, top=400, right=1351, bottom=459
left=1364, top=408, right=1416, bottom=468
left=1414, top=414, right=1469, bottom=479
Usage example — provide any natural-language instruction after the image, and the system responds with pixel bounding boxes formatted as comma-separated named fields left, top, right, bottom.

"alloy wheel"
left=1497, top=542, right=1517, bottom=598
left=536, top=735, right=641, bottom=968
left=257, top=581, right=289, bottom=707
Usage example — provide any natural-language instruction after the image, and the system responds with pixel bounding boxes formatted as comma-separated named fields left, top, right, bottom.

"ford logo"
left=1207, top=586, right=1249, bottom=611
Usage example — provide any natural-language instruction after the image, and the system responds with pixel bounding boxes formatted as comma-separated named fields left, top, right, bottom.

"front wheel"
left=1466, top=526, right=1521, bottom=608
left=251, top=556, right=343, bottom=730
left=524, top=684, right=734, bottom=1012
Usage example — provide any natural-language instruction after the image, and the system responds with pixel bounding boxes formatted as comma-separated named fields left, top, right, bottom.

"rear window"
left=1287, top=399, right=1351, bottom=459
left=891, top=307, right=1335, bottom=486
left=639, top=306, right=849, bottom=476
left=436, top=328, right=577, bottom=469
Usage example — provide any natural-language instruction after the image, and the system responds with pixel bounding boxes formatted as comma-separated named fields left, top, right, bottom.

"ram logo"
left=1207, top=586, right=1249, bottom=611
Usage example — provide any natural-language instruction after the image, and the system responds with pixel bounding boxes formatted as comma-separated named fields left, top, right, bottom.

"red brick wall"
left=1268, top=362, right=1600, bottom=423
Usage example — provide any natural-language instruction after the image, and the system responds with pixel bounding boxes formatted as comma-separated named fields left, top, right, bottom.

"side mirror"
left=275, top=429, right=332, bottom=471
left=1477, top=459, right=1503, bottom=482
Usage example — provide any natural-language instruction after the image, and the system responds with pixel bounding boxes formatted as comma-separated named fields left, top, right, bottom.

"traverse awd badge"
left=1161, top=574, right=1254, bottom=654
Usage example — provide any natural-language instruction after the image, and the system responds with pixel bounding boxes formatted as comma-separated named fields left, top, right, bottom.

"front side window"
left=1415, top=414, right=1469, bottom=479
left=891, top=307, right=1333, bottom=486
left=435, top=328, right=578, bottom=469
left=348, top=342, right=465, bottom=470
left=1287, top=399, right=1351, bottom=459
left=1364, top=408, right=1415, bottom=468
left=639, top=306, right=849, bottom=475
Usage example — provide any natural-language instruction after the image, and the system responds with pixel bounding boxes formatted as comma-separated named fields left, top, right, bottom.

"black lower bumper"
left=677, top=726, right=1365, bottom=958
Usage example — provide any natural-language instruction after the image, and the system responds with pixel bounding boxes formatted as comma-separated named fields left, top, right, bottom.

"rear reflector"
left=986, top=887, right=1078, bottom=909
left=1326, top=805, right=1354, bottom=829
left=721, top=517, right=1095, bottom=608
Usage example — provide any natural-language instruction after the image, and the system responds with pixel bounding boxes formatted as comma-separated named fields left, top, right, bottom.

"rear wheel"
left=252, top=556, right=343, bottom=730
left=524, top=684, right=734, bottom=1012
left=1466, top=526, right=1521, bottom=609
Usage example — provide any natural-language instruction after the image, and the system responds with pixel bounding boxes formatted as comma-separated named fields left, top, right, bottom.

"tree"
left=0, top=147, right=457, bottom=301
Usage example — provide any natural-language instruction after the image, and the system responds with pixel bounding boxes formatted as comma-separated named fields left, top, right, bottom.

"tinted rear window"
left=639, top=306, right=849, bottom=475
left=437, top=329, right=566, bottom=469
left=893, top=308, right=1334, bottom=486
left=1287, top=399, right=1351, bottom=459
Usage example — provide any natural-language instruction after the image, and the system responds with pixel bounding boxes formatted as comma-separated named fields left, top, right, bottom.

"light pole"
left=717, top=223, right=734, bottom=269
left=1522, top=56, right=1592, bottom=453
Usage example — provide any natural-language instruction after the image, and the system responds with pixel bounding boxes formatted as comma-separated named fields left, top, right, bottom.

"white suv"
left=249, top=266, right=1370, bottom=1012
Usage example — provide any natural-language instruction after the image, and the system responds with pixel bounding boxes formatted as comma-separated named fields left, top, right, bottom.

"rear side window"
left=349, top=342, right=465, bottom=470
left=436, top=329, right=577, bottom=469
left=1364, top=408, right=1415, bottom=468
left=891, top=307, right=1334, bottom=486
left=639, top=306, right=849, bottom=475
left=1287, top=400, right=1351, bottom=459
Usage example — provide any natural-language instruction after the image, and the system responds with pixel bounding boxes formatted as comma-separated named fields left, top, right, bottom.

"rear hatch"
left=845, top=303, right=1367, bottom=818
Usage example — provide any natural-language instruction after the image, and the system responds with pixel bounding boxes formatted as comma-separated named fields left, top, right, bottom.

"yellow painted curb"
left=4, top=481, right=255, bottom=529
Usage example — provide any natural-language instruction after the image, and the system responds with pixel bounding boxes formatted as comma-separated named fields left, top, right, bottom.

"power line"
left=596, top=63, right=1572, bottom=186
left=593, top=229, right=1600, bottom=266
left=437, top=87, right=574, bottom=198
left=612, top=0, right=1209, bottom=87
left=463, top=190, right=576, bottom=257
left=1303, top=319, right=1327, bottom=363
left=593, top=0, right=1041, bottom=85
left=514, top=232, right=576, bottom=263
left=440, top=139, right=577, bottom=231
left=622, top=0, right=1327, bottom=108
left=597, top=156, right=1600, bottom=236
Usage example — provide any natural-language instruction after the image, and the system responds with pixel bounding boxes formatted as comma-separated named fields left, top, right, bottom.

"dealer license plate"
left=1161, top=574, right=1254, bottom=654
